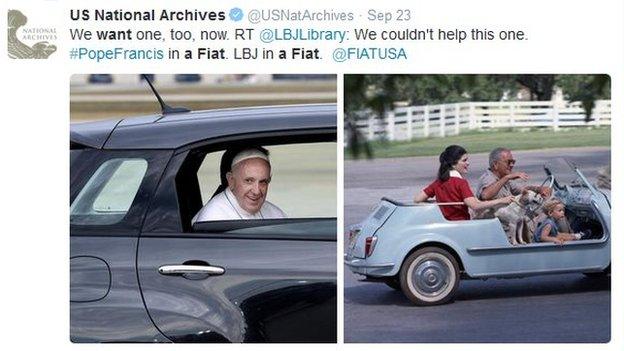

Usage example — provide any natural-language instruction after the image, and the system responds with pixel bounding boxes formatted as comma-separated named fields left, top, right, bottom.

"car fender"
left=367, top=229, right=467, bottom=277
left=391, top=233, right=466, bottom=276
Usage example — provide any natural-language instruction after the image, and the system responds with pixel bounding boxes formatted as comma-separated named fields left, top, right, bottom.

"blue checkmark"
left=229, top=7, right=243, bottom=22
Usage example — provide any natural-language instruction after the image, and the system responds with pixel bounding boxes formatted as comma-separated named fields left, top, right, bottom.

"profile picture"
left=70, top=74, right=337, bottom=343
left=344, top=74, right=610, bottom=343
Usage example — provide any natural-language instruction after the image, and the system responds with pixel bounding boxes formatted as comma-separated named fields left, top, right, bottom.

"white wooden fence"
left=351, top=100, right=611, bottom=141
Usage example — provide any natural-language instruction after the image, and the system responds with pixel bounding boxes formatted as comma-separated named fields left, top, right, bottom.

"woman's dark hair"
left=437, top=145, right=467, bottom=181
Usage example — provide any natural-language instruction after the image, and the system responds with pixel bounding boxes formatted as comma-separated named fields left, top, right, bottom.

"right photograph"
left=343, top=74, right=611, bottom=343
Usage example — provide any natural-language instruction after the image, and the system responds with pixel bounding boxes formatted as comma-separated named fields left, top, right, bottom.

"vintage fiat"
left=345, top=163, right=610, bottom=305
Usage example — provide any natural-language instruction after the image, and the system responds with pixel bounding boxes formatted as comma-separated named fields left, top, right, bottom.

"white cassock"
left=192, top=188, right=287, bottom=223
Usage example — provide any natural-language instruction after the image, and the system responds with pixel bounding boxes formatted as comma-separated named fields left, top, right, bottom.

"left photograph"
left=69, top=74, right=337, bottom=343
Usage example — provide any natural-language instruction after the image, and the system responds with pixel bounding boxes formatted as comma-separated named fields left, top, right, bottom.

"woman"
left=414, top=145, right=513, bottom=221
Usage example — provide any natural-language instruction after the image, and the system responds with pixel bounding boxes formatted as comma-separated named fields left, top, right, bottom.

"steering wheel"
left=536, top=174, right=556, bottom=201
left=540, top=174, right=555, bottom=190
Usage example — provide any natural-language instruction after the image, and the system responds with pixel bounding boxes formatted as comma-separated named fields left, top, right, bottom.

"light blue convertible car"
left=345, top=163, right=610, bottom=305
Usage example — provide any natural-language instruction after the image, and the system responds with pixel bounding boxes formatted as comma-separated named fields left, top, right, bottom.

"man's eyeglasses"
left=498, top=159, right=516, bottom=166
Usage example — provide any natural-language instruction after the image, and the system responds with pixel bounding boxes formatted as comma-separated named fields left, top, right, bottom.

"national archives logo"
left=8, top=9, right=57, bottom=59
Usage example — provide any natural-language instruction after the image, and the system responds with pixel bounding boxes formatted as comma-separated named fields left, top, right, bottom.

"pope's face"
left=227, top=158, right=271, bottom=214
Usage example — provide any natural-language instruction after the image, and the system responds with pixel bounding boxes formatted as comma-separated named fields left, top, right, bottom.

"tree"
left=344, top=74, right=609, bottom=158
left=514, top=75, right=556, bottom=101
left=556, top=75, right=610, bottom=122
left=514, top=74, right=610, bottom=122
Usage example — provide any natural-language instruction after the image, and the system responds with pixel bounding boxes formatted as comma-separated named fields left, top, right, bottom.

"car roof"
left=70, top=103, right=336, bottom=150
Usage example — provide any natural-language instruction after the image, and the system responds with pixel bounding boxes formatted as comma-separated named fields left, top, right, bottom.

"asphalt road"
left=344, top=147, right=610, bottom=343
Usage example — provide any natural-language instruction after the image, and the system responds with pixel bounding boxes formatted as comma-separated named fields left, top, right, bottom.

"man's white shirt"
left=192, top=188, right=287, bottom=223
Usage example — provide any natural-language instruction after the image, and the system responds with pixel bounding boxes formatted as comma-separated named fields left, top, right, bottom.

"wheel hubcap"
left=413, top=259, right=450, bottom=296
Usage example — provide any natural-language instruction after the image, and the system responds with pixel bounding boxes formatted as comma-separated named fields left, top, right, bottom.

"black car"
left=174, top=74, right=202, bottom=83
left=70, top=103, right=337, bottom=343
left=87, top=74, right=113, bottom=84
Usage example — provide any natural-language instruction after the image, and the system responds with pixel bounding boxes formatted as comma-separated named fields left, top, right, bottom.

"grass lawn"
left=346, top=127, right=610, bottom=159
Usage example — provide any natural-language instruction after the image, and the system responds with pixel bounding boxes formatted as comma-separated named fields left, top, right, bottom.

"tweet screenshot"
left=4, top=0, right=622, bottom=349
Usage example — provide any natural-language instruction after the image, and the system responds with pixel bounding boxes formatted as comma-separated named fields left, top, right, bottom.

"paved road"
left=344, top=147, right=610, bottom=343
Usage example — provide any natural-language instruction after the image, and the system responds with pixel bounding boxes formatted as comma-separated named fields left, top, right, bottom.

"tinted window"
left=192, top=218, right=337, bottom=241
left=70, top=158, right=148, bottom=225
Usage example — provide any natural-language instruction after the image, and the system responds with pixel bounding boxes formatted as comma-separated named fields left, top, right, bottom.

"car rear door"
left=70, top=149, right=171, bottom=342
left=135, top=148, right=337, bottom=343
left=136, top=219, right=337, bottom=342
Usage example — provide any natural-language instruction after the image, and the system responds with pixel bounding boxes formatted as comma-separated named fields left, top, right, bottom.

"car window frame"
left=70, top=149, right=172, bottom=237
left=141, top=128, right=337, bottom=240
left=181, top=218, right=336, bottom=241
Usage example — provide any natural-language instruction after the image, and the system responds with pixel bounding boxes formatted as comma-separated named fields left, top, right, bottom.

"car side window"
left=196, top=142, right=336, bottom=219
left=70, top=158, right=148, bottom=225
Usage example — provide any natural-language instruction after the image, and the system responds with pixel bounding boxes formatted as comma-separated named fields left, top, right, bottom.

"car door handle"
left=158, top=265, right=225, bottom=276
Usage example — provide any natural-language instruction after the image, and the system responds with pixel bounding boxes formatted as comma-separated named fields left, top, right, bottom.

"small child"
left=534, top=198, right=583, bottom=245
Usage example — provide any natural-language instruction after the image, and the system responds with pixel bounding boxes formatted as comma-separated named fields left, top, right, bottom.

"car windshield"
left=546, top=157, right=594, bottom=190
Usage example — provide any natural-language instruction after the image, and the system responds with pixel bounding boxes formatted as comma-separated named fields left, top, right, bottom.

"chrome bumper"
left=344, top=254, right=395, bottom=275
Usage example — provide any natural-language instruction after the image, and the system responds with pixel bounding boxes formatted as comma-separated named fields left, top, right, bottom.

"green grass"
left=346, top=127, right=611, bottom=159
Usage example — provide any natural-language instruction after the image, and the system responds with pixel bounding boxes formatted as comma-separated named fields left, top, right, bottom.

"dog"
left=494, top=190, right=544, bottom=245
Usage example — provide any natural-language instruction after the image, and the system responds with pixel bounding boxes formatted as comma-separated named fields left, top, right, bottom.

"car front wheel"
left=400, top=247, right=460, bottom=306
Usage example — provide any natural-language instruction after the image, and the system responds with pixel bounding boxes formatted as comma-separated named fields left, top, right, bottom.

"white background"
left=2, top=0, right=622, bottom=349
